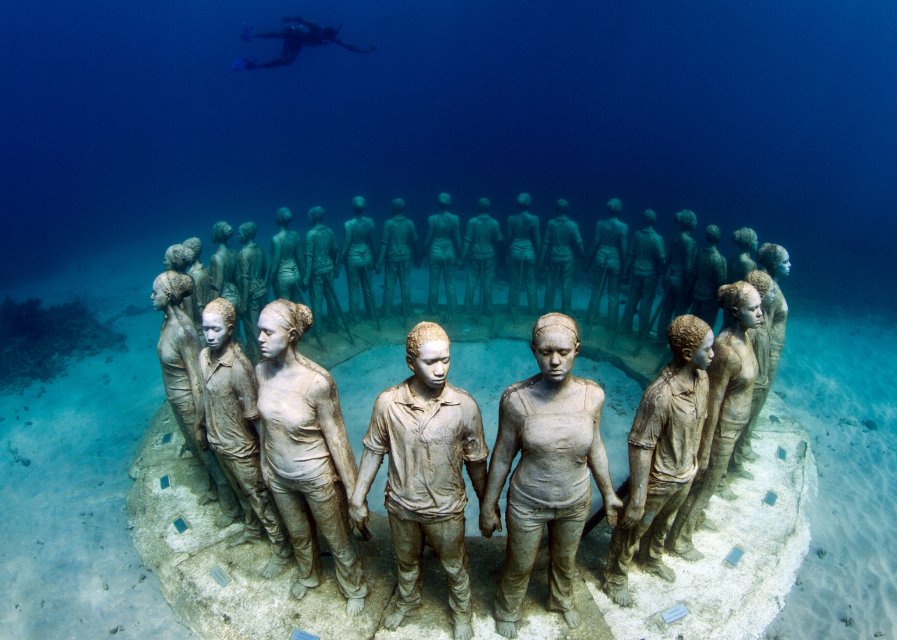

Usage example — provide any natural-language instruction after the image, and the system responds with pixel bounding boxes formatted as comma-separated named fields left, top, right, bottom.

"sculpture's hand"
left=605, top=494, right=624, bottom=528
left=479, top=506, right=501, bottom=538
left=348, top=500, right=369, bottom=531
left=620, top=499, right=644, bottom=530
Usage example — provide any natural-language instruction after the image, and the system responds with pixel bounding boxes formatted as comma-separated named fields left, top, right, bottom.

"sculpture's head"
left=675, top=209, right=697, bottom=230
left=517, top=192, right=532, bottom=209
left=758, top=243, right=791, bottom=278
left=437, top=192, right=452, bottom=209
left=275, top=207, right=293, bottom=227
left=391, top=198, right=406, bottom=215
left=163, top=243, right=195, bottom=273
left=555, top=199, right=570, bottom=216
left=352, top=196, right=366, bottom=213
left=667, top=314, right=713, bottom=370
left=238, top=221, right=258, bottom=244
left=531, top=312, right=580, bottom=384
left=151, top=270, right=194, bottom=311
left=745, top=269, right=775, bottom=307
left=606, top=198, right=623, bottom=216
left=182, top=237, right=202, bottom=261
left=308, top=206, right=326, bottom=224
left=477, top=197, right=491, bottom=213
left=705, top=224, right=721, bottom=244
left=731, top=227, right=758, bottom=251
left=406, top=322, right=451, bottom=391
left=642, top=209, right=657, bottom=226
left=212, top=221, right=233, bottom=244
left=718, top=281, right=763, bottom=329
left=202, top=298, right=236, bottom=351
left=257, top=299, right=314, bottom=361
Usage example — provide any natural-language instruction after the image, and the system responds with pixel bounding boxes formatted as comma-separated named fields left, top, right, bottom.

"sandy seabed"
left=0, top=244, right=894, bottom=639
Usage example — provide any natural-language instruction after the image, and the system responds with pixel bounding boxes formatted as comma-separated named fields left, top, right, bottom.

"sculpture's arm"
left=620, top=445, right=652, bottom=529
left=312, top=375, right=358, bottom=495
left=179, top=328, right=206, bottom=447
left=479, top=392, right=522, bottom=537
left=348, top=447, right=384, bottom=529
left=697, top=353, right=733, bottom=471
left=337, top=221, right=351, bottom=267
left=586, top=387, right=622, bottom=525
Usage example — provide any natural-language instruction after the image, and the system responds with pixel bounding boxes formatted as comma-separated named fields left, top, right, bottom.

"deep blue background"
left=3, top=1, right=895, bottom=304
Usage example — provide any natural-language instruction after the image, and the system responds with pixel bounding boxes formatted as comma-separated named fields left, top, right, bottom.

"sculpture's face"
left=532, top=329, right=579, bottom=383
left=202, top=311, right=232, bottom=350
left=150, top=282, right=168, bottom=311
left=257, top=310, right=292, bottom=360
left=407, top=340, right=451, bottom=391
left=776, top=252, right=791, bottom=278
left=689, top=330, right=715, bottom=371
left=736, top=290, right=764, bottom=329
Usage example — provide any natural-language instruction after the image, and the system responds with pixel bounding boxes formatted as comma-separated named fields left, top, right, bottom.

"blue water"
left=3, top=1, right=896, bottom=637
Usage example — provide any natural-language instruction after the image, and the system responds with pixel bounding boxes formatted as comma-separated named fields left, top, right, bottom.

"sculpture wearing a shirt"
left=728, top=227, right=759, bottom=283
left=303, top=206, right=341, bottom=330
left=349, top=322, right=489, bottom=640
left=602, top=315, right=714, bottom=607
left=461, top=197, right=503, bottom=314
left=689, top=224, right=728, bottom=330
left=209, top=221, right=241, bottom=310
left=255, top=299, right=368, bottom=614
left=183, top=236, right=212, bottom=328
left=540, top=200, right=585, bottom=315
left=199, top=298, right=292, bottom=578
left=423, top=193, right=462, bottom=317
left=479, top=313, right=624, bottom=639
left=586, top=198, right=627, bottom=329
left=505, top=192, right=541, bottom=318
left=267, top=207, right=305, bottom=304
left=336, top=196, right=377, bottom=324
left=655, top=209, right=698, bottom=338
left=620, top=209, right=665, bottom=338
left=757, top=243, right=790, bottom=386
left=667, top=282, right=762, bottom=560
left=152, top=270, right=241, bottom=526
left=377, top=198, right=418, bottom=319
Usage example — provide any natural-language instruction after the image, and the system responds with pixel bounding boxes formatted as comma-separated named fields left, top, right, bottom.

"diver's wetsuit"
left=237, top=17, right=375, bottom=69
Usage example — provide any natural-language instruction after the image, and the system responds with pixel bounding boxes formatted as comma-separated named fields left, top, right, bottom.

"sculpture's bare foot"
left=697, top=514, right=718, bottom=532
left=346, top=596, right=365, bottom=616
left=642, top=560, right=676, bottom=583
left=383, top=610, right=406, bottom=631
left=717, top=484, right=738, bottom=502
left=226, top=528, right=257, bottom=548
left=669, top=544, right=704, bottom=562
left=562, top=609, right=581, bottom=629
left=730, top=466, right=754, bottom=481
left=290, top=581, right=308, bottom=600
left=199, top=490, right=217, bottom=506
left=215, top=512, right=241, bottom=528
left=260, top=553, right=291, bottom=579
left=495, top=620, right=518, bottom=638
left=602, top=582, right=633, bottom=607
left=454, top=620, right=474, bottom=640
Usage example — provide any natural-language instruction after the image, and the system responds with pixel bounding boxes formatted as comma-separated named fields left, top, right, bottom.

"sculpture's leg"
left=444, top=259, right=457, bottom=316
left=266, top=474, right=323, bottom=593
left=382, top=261, right=397, bottom=318
left=494, top=504, right=544, bottom=631
left=424, top=514, right=473, bottom=635
left=483, top=258, right=495, bottom=314
left=545, top=496, right=589, bottom=620
left=387, top=513, right=425, bottom=626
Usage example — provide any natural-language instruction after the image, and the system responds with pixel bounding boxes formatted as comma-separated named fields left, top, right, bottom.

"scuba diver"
left=232, top=16, right=376, bottom=70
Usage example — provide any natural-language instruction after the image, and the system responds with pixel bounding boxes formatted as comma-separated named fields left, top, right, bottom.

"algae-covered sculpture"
left=303, top=206, right=342, bottom=331
left=586, top=198, right=628, bottom=328
left=267, top=207, right=305, bottom=304
left=255, top=299, right=368, bottom=614
left=620, top=209, right=666, bottom=337
left=655, top=209, right=698, bottom=337
left=480, top=313, right=623, bottom=638
left=505, top=192, right=541, bottom=317
left=729, top=227, right=758, bottom=283
left=152, top=270, right=240, bottom=525
left=603, top=315, right=713, bottom=607
left=349, top=322, right=488, bottom=640
left=757, top=242, right=790, bottom=384
left=163, top=243, right=199, bottom=324
left=199, top=298, right=291, bottom=577
left=423, top=193, right=462, bottom=317
left=183, top=237, right=212, bottom=325
left=237, top=222, right=268, bottom=356
left=337, top=196, right=378, bottom=324
left=540, top=200, right=585, bottom=315
left=209, top=221, right=241, bottom=310
left=461, top=197, right=503, bottom=314
left=690, top=224, right=728, bottom=329
left=377, top=197, right=418, bottom=320
left=667, top=282, right=762, bottom=560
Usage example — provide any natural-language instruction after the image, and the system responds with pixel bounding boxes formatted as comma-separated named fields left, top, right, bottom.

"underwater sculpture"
left=183, top=237, right=213, bottom=327
left=655, top=209, right=698, bottom=338
left=199, top=298, right=291, bottom=577
left=757, top=242, right=790, bottom=385
left=423, top=193, right=462, bottom=317
left=602, top=315, right=713, bottom=607
left=349, top=322, right=488, bottom=640
left=505, top=192, right=542, bottom=318
left=237, top=222, right=267, bottom=358
left=337, top=196, right=378, bottom=324
left=461, top=197, right=503, bottom=314
left=209, top=221, right=241, bottom=311
left=377, top=197, right=418, bottom=320
left=620, top=209, right=666, bottom=338
left=541, top=200, right=585, bottom=315
left=151, top=270, right=240, bottom=526
left=267, top=206, right=305, bottom=305
left=667, top=281, right=762, bottom=560
left=729, top=227, right=759, bottom=283
left=255, top=299, right=368, bottom=614
left=731, top=270, right=775, bottom=473
left=303, top=206, right=342, bottom=331
left=690, top=224, right=728, bottom=329
left=480, top=313, right=623, bottom=638
left=162, top=243, right=198, bottom=323
left=586, top=198, right=628, bottom=329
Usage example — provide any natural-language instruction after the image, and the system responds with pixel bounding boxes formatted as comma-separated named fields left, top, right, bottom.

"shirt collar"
left=396, top=378, right=461, bottom=409
left=663, top=365, right=706, bottom=397
left=203, top=343, right=237, bottom=371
